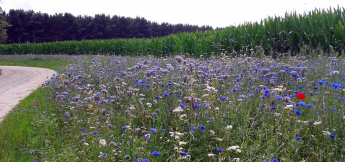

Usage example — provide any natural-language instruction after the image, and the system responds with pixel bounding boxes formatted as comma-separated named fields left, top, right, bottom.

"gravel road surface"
left=0, top=66, right=56, bottom=123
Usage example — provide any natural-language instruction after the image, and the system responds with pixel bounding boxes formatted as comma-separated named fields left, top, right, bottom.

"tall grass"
left=1, top=6, right=345, bottom=56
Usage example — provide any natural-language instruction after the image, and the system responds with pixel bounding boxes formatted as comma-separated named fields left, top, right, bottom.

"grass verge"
left=0, top=56, right=72, bottom=161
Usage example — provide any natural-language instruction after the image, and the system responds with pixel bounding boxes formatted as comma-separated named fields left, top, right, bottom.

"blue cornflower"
left=232, top=89, right=237, bottom=92
left=146, top=85, right=150, bottom=88
left=150, top=128, right=157, bottom=132
left=296, top=136, right=301, bottom=140
left=291, top=72, right=297, bottom=77
left=330, top=134, right=335, bottom=138
left=152, top=112, right=158, bottom=116
left=200, top=126, right=205, bottom=131
left=179, top=152, right=187, bottom=156
left=82, top=127, right=86, bottom=130
left=142, top=159, right=148, bottom=162
left=155, top=96, right=159, bottom=100
left=217, top=149, right=224, bottom=152
left=255, top=88, right=260, bottom=91
left=103, top=153, right=107, bottom=157
left=152, top=151, right=159, bottom=156
left=93, top=131, right=98, bottom=134
left=299, top=102, right=306, bottom=107
left=272, top=158, right=279, bottom=162
left=191, top=126, right=195, bottom=132
left=122, top=126, right=127, bottom=130
left=332, top=83, right=341, bottom=88
left=331, top=108, right=337, bottom=111
left=271, top=107, right=276, bottom=110
left=194, top=104, right=200, bottom=109
left=161, top=129, right=166, bottom=131
left=163, top=93, right=169, bottom=97
left=298, top=86, right=303, bottom=89
left=318, top=80, right=323, bottom=85
left=295, top=110, right=302, bottom=115
left=325, top=81, right=330, bottom=84
left=313, top=86, right=318, bottom=89
left=179, top=103, right=185, bottom=108
left=65, top=114, right=70, bottom=118
left=177, top=95, right=181, bottom=97
left=221, top=97, right=226, bottom=100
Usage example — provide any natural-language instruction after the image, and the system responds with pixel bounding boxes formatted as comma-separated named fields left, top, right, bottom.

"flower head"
left=295, top=110, right=302, bottom=115
left=296, top=93, right=305, bottom=100
left=152, top=151, right=159, bottom=156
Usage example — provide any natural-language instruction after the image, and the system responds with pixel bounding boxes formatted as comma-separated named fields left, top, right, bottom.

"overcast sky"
left=1, top=0, right=344, bottom=28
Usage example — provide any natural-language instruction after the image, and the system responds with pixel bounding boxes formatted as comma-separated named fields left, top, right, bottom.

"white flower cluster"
left=227, top=145, right=242, bottom=153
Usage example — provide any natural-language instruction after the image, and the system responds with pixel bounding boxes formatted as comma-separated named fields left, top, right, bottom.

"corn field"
left=1, top=6, right=345, bottom=56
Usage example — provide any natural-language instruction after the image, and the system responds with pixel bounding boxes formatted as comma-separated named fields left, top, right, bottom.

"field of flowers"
left=2, top=52, right=345, bottom=161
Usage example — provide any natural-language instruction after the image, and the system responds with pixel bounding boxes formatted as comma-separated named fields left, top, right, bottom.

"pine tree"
left=0, top=1, right=11, bottom=44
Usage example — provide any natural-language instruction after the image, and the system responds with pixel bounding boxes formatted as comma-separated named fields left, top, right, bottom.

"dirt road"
left=0, top=66, right=56, bottom=123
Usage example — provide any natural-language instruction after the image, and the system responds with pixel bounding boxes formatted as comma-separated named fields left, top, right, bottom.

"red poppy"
left=35, top=104, right=38, bottom=106
left=296, top=93, right=305, bottom=100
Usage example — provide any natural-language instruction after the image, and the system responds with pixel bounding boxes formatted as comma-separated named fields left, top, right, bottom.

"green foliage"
left=0, top=2, right=11, bottom=44
left=0, top=7, right=345, bottom=56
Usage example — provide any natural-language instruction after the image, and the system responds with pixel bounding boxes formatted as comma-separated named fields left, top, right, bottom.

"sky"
left=1, top=0, right=345, bottom=28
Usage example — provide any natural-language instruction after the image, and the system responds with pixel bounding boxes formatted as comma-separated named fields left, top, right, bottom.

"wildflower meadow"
left=1, top=51, right=345, bottom=162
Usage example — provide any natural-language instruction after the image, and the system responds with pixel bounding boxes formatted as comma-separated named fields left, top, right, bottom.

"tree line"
left=2, top=9, right=223, bottom=44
